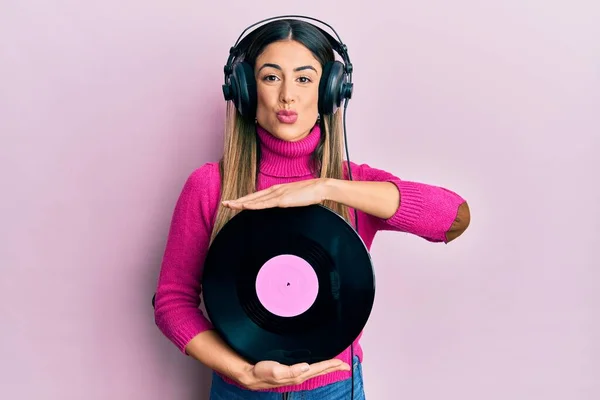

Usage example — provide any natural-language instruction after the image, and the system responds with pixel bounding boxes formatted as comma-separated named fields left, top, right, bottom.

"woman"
left=153, top=18, right=470, bottom=400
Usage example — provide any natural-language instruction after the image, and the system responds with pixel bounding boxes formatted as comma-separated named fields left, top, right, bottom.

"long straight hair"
left=210, top=20, right=351, bottom=243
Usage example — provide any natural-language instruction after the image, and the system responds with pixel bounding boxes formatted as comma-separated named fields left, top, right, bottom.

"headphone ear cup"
left=319, top=61, right=345, bottom=115
left=230, top=61, right=257, bottom=119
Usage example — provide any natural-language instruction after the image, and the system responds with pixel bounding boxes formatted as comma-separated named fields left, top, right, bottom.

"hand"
left=236, top=358, right=351, bottom=390
left=222, top=179, right=328, bottom=210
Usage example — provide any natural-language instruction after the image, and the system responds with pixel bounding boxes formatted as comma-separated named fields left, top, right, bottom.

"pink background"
left=1, top=1, right=598, bottom=399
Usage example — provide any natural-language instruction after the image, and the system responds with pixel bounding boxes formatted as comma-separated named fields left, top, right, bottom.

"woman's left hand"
left=222, top=179, right=328, bottom=210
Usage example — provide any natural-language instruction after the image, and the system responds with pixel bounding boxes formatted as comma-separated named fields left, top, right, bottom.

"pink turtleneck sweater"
left=154, top=124, right=466, bottom=392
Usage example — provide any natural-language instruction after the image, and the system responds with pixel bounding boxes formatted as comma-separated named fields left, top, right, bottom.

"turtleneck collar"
left=256, top=124, right=321, bottom=178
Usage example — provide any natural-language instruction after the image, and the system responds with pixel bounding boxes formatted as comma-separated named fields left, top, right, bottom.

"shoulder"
left=187, top=162, right=219, bottom=184
left=177, top=162, right=222, bottom=223
left=182, top=161, right=221, bottom=196
left=180, top=162, right=222, bottom=196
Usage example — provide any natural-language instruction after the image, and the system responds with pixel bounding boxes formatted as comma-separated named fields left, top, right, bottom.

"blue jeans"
left=209, top=356, right=365, bottom=400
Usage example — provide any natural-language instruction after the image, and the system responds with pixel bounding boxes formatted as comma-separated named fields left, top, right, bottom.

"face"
left=254, top=40, right=321, bottom=142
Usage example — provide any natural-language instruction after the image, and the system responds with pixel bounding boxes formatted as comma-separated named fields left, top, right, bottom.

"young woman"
left=154, top=17, right=470, bottom=400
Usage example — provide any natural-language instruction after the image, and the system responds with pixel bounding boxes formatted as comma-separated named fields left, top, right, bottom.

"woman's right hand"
left=183, top=330, right=350, bottom=391
left=236, top=358, right=351, bottom=390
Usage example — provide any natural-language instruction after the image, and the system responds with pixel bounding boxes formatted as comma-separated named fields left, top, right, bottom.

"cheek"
left=257, top=85, right=274, bottom=105
left=256, top=87, right=276, bottom=117
left=305, top=89, right=320, bottom=112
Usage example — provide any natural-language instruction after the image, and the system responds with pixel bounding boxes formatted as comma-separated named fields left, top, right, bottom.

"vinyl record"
left=202, top=204, right=375, bottom=365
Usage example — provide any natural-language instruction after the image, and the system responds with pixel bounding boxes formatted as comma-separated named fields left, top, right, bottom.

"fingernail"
left=301, top=364, right=309, bottom=372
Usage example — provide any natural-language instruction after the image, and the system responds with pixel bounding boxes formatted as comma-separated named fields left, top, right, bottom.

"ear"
left=232, top=61, right=257, bottom=119
left=318, top=61, right=345, bottom=115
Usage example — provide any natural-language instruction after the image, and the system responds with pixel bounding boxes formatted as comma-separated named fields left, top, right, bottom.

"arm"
left=153, top=164, right=250, bottom=381
left=184, top=330, right=253, bottom=385
left=321, top=179, right=400, bottom=220
left=221, top=163, right=470, bottom=243
left=324, top=163, right=470, bottom=243
left=154, top=165, right=214, bottom=351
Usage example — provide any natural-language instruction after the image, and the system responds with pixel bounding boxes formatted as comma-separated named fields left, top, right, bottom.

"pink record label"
left=255, top=254, right=319, bottom=317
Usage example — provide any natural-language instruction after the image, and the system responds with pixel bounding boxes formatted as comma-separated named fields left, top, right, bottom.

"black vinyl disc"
left=201, top=204, right=375, bottom=365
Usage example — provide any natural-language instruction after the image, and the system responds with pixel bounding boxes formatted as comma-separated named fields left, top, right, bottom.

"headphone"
left=221, top=15, right=354, bottom=120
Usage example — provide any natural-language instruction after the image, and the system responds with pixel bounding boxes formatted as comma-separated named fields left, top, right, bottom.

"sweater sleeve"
left=153, top=163, right=216, bottom=354
left=357, top=163, right=467, bottom=243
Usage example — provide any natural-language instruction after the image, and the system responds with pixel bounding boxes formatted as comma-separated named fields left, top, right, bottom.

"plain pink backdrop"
left=1, top=1, right=598, bottom=399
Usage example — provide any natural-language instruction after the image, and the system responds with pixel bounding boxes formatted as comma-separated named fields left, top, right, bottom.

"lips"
left=276, top=110, right=298, bottom=124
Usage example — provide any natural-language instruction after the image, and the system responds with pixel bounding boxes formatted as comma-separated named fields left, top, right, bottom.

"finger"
left=222, top=190, right=279, bottom=209
left=308, top=362, right=351, bottom=378
left=238, top=197, right=283, bottom=210
left=292, top=359, right=347, bottom=380
left=241, top=186, right=295, bottom=207
left=221, top=201, right=244, bottom=210
left=228, top=185, right=281, bottom=203
left=270, top=362, right=309, bottom=382
left=308, top=359, right=349, bottom=374
left=281, top=360, right=350, bottom=385
left=286, top=362, right=311, bottom=379
left=223, top=195, right=281, bottom=210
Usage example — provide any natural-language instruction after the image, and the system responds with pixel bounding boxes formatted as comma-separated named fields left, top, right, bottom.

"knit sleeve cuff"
left=382, top=179, right=426, bottom=233
left=168, top=313, right=214, bottom=355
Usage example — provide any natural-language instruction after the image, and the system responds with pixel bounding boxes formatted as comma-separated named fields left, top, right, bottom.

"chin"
left=266, top=121, right=313, bottom=142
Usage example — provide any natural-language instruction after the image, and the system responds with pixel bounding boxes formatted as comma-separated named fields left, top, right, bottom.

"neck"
left=256, top=124, right=322, bottom=178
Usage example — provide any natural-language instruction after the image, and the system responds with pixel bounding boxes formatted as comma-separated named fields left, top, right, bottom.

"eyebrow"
left=258, top=63, right=317, bottom=73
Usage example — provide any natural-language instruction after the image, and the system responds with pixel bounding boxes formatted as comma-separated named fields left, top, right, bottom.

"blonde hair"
left=209, top=102, right=351, bottom=244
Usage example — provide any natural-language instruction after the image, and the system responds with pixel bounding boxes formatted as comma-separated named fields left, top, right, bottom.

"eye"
left=262, top=75, right=279, bottom=82
left=297, top=76, right=312, bottom=83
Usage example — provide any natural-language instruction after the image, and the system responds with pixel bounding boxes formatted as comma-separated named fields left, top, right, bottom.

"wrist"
left=230, top=362, right=255, bottom=387
left=319, top=177, right=344, bottom=203
left=321, top=178, right=349, bottom=204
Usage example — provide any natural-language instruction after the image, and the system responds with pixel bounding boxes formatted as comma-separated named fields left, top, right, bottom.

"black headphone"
left=221, top=15, right=354, bottom=120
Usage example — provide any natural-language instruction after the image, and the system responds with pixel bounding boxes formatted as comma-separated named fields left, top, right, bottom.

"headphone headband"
left=227, top=15, right=353, bottom=74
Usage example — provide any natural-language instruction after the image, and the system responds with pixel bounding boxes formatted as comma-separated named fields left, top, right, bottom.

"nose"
left=279, top=79, right=295, bottom=104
